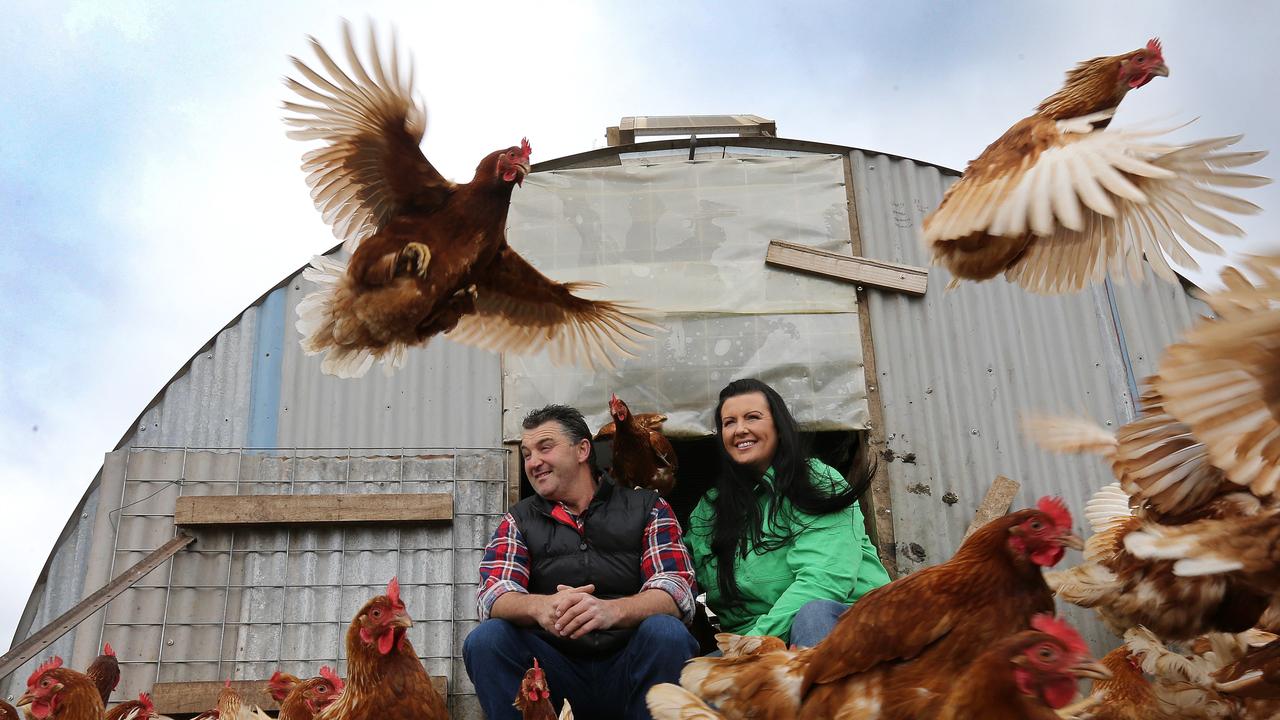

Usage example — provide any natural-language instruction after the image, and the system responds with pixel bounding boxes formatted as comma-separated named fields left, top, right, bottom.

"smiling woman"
left=685, top=378, right=891, bottom=648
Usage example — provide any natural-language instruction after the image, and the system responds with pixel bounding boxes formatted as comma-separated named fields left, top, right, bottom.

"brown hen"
left=604, top=393, right=677, bottom=495
left=314, top=577, right=448, bottom=720
left=286, top=22, right=657, bottom=377
left=278, top=667, right=344, bottom=720
left=85, top=643, right=120, bottom=707
left=16, top=657, right=103, bottom=720
left=925, top=39, right=1268, bottom=293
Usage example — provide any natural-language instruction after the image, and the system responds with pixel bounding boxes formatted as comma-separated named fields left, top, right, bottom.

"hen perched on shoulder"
left=925, top=39, right=1268, bottom=293
left=600, top=393, right=677, bottom=495
left=286, top=21, right=657, bottom=377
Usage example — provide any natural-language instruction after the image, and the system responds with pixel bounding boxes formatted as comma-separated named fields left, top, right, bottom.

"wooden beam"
left=963, top=475, right=1022, bottom=538
left=0, top=533, right=195, bottom=682
left=174, top=493, right=452, bottom=528
left=150, top=676, right=448, bottom=715
left=765, top=239, right=929, bottom=296
left=842, top=154, right=898, bottom=578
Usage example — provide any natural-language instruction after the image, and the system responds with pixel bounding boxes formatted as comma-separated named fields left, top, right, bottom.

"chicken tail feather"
left=295, top=254, right=411, bottom=378
left=645, top=684, right=724, bottom=720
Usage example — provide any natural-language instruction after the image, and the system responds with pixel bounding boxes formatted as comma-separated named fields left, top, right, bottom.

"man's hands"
left=537, top=584, right=622, bottom=639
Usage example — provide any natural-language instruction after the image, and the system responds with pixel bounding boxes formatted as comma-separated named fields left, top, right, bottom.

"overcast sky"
left=2, top=0, right=1277, bottom=648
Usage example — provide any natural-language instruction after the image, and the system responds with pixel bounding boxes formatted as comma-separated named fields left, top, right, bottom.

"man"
left=463, top=404, right=699, bottom=720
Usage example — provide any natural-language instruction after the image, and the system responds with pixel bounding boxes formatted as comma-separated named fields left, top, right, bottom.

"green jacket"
left=686, top=459, right=890, bottom=641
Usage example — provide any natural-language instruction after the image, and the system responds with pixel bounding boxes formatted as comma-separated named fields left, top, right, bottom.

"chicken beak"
left=15, top=691, right=35, bottom=708
left=1152, top=63, right=1169, bottom=78
left=391, top=611, right=413, bottom=629
left=1070, top=659, right=1113, bottom=681
left=1060, top=533, right=1085, bottom=551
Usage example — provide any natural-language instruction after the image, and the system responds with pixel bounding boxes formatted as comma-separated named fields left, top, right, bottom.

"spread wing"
left=1156, top=259, right=1280, bottom=499
left=927, top=112, right=1269, bottom=294
left=446, top=246, right=661, bottom=370
left=284, top=21, right=455, bottom=252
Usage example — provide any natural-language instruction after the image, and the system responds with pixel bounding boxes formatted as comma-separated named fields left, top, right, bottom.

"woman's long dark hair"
left=708, top=378, right=873, bottom=604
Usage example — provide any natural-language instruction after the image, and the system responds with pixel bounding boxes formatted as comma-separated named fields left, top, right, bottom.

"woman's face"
left=719, top=391, right=778, bottom=476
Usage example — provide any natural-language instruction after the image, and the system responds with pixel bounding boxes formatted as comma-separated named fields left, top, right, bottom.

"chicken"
left=16, top=657, right=104, bottom=720
left=286, top=21, right=657, bottom=378
left=85, top=643, right=120, bottom=706
left=924, top=39, right=1269, bottom=294
left=267, top=672, right=301, bottom=704
left=513, top=659, right=556, bottom=720
left=1072, top=646, right=1160, bottom=720
left=936, top=615, right=1111, bottom=720
left=1, top=701, right=20, bottom=720
left=602, top=393, right=677, bottom=495
left=1040, top=482, right=1268, bottom=639
left=670, top=496, right=1082, bottom=720
left=105, top=693, right=163, bottom=720
left=192, top=680, right=260, bottom=720
left=314, top=577, right=448, bottom=720
left=278, top=667, right=344, bottom=720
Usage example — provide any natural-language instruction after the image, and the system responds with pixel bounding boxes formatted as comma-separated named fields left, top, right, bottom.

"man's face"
left=520, top=421, right=589, bottom=502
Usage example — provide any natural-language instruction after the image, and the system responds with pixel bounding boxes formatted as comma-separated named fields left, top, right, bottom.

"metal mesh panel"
left=99, top=447, right=506, bottom=715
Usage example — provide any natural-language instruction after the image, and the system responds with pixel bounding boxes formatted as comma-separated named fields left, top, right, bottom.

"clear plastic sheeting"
left=501, top=155, right=869, bottom=440
left=506, top=154, right=860, bottom=315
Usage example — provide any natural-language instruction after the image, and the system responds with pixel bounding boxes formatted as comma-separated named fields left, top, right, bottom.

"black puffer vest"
left=510, top=475, right=659, bottom=657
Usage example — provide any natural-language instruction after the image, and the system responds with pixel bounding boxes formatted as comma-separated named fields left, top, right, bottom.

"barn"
left=0, top=116, right=1205, bottom=718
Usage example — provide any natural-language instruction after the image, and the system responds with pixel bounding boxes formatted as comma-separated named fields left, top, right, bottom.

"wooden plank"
left=842, top=154, right=898, bottom=579
left=174, top=493, right=452, bottom=527
left=505, top=442, right=523, bottom=508
left=0, top=534, right=195, bottom=682
left=963, top=475, right=1022, bottom=538
left=150, top=676, right=448, bottom=715
left=765, top=239, right=929, bottom=296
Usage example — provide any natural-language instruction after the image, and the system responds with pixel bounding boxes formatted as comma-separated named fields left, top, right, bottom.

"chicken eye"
left=1038, top=647, right=1056, bottom=661
left=1029, top=520, right=1043, bottom=531
left=1135, top=54, right=1145, bottom=63
left=371, top=609, right=382, bottom=618
left=317, top=685, right=327, bottom=693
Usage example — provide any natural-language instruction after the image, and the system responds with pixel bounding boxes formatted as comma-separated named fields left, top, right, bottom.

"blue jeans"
left=789, top=599, right=848, bottom=648
left=463, top=615, right=698, bottom=720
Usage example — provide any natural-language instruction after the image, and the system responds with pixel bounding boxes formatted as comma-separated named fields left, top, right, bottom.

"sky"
left=2, top=0, right=1278, bottom=648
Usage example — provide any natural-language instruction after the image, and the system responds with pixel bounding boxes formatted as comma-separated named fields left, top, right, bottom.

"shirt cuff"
left=642, top=574, right=696, bottom=624
left=477, top=580, right=527, bottom=622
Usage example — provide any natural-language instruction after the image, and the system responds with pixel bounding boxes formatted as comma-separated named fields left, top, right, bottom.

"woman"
left=686, top=378, right=890, bottom=648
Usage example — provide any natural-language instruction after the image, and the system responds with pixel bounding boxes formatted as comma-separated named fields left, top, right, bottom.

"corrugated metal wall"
left=849, top=149, right=1208, bottom=652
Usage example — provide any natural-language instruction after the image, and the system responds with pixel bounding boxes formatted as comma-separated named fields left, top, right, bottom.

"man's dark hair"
left=521, top=404, right=600, bottom=475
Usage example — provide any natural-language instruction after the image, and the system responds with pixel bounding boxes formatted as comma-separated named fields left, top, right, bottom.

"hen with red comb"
left=17, top=656, right=103, bottom=720
left=602, top=393, right=677, bottom=496
left=278, top=667, right=345, bottom=720
left=85, top=643, right=120, bottom=706
left=926, top=37, right=1269, bottom=294
left=315, top=577, right=447, bottom=720
left=287, top=20, right=658, bottom=378
left=513, top=658, right=556, bottom=720
left=936, top=615, right=1110, bottom=720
